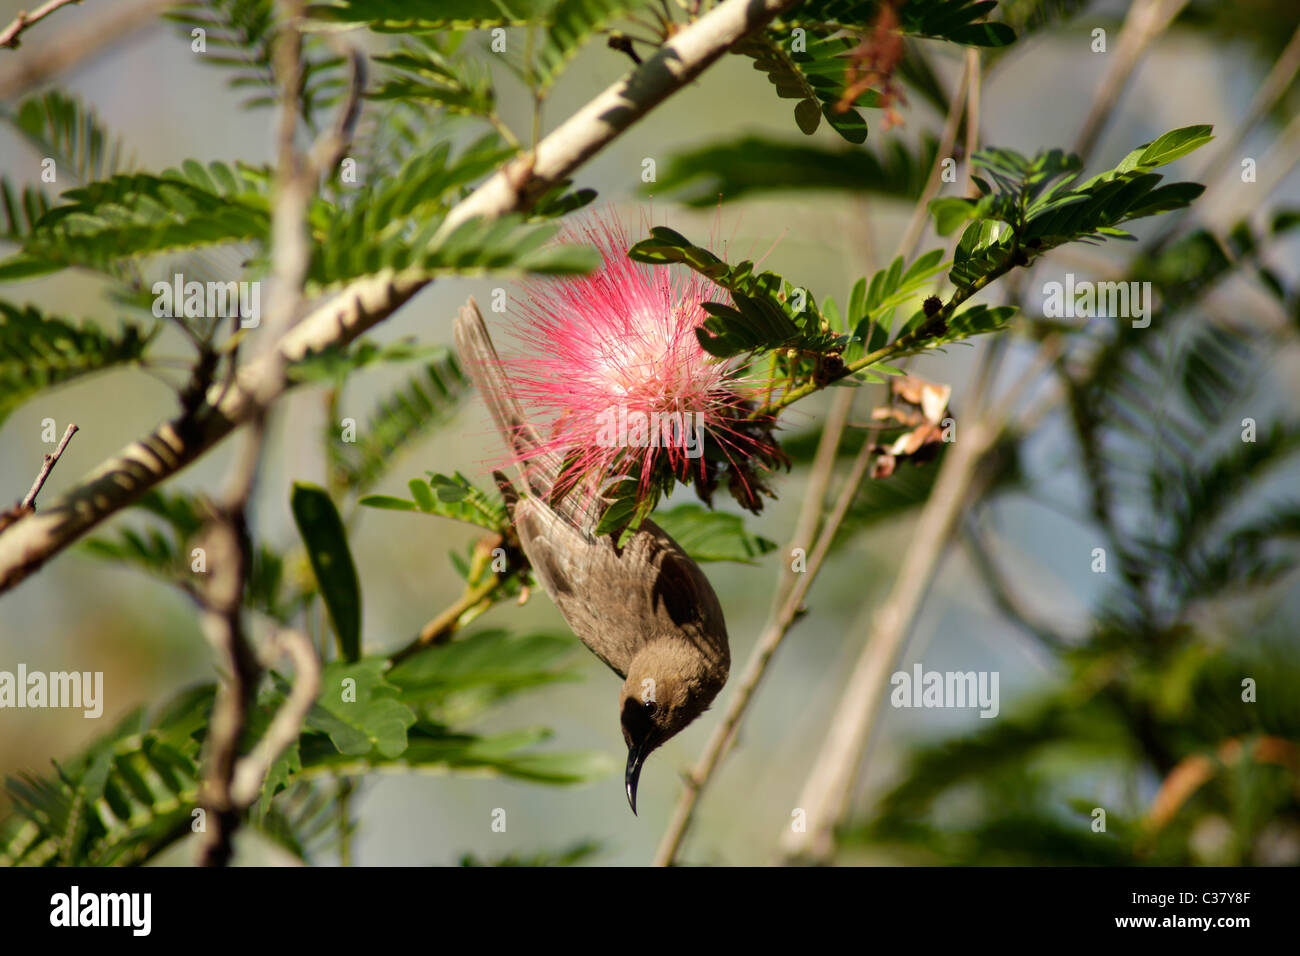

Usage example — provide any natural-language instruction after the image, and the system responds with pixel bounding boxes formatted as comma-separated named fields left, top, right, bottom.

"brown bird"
left=453, top=297, right=730, bottom=813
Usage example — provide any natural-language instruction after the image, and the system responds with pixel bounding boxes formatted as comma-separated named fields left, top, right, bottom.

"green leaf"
left=948, top=221, right=1013, bottom=288
left=593, top=477, right=659, bottom=540
left=0, top=179, right=52, bottom=242
left=734, top=33, right=872, bottom=144
left=371, top=37, right=497, bottom=116
left=844, top=249, right=947, bottom=361
left=0, top=692, right=208, bottom=867
left=5, top=90, right=130, bottom=184
left=311, top=199, right=597, bottom=287
left=355, top=494, right=417, bottom=512
left=530, top=181, right=599, bottom=219
left=0, top=302, right=155, bottom=425
left=305, top=659, right=415, bottom=757
left=648, top=134, right=938, bottom=206
left=537, top=0, right=652, bottom=91
left=82, top=491, right=300, bottom=622
left=932, top=131, right=1214, bottom=289
left=313, top=0, right=648, bottom=92
left=294, top=718, right=613, bottom=785
left=929, top=196, right=978, bottom=235
left=360, top=473, right=507, bottom=531
left=388, top=628, right=579, bottom=720
left=776, top=1, right=1017, bottom=48
left=651, top=504, right=777, bottom=563
left=287, top=337, right=446, bottom=384
left=327, top=350, right=472, bottom=492
left=459, top=839, right=602, bottom=866
left=1133, top=125, right=1215, bottom=170
left=291, top=482, right=362, bottom=662
left=0, top=163, right=273, bottom=276
left=171, top=1, right=346, bottom=123
left=304, top=0, right=550, bottom=30
left=471, top=745, right=616, bottom=784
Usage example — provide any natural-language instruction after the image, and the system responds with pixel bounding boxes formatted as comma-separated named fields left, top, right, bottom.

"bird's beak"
left=625, top=741, right=648, bottom=815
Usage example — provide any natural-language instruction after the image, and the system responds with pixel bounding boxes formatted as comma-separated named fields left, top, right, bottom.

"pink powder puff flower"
left=502, top=211, right=779, bottom=514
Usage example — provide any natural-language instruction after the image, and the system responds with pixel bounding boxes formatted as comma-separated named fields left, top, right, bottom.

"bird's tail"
left=453, top=297, right=562, bottom=503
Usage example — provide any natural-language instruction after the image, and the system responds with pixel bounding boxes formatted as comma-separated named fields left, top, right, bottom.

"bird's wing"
left=511, top=495, right=635, bottom=677
left=513, top=497, right=729, bottom=678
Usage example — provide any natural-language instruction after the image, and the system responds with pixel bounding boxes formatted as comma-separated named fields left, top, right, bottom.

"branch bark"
left=0, top=0, right=804, bottom=594
left=0, top=0, right=84, bottom=49
left=0, top=0, right=168, bottom=98
left=196, top=0, right=340, bottom=866
left=20, top=423, right=78, bottom=509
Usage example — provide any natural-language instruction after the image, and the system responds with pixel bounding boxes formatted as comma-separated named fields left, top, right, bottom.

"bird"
left=453, top=297, right=730, bottom=813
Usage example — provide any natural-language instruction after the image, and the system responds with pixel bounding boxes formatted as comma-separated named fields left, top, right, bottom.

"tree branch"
left=228, top=627, right=321, bottom=807
left=0, top=0, right=84, bottom=49
left=0, top=0, right=169, bottom=99
left=0, top=0, right=805, bottom=595
left=1196, top=19, right=1300, bottom=188
left=391, top=567, right=514, bottom=665
left=194, top=489, right=260, bottom=867
left=20, top=423, right=78, bottom=510
left=769, top=388, right=854, bottom=612
left=198, top=0, right=319, bottom=867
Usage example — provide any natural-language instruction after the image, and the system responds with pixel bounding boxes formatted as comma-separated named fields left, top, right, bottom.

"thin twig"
left=20, top=423, right=77, bottom=510
left=229, top=627, right=322, bottom=807
left=770, top=388, right=855, bottom=612
left=307, top=41, right=368, bottom=181
left=0, top=0, right=84, bottom=49
left=894, top=60, right=970, bottom=261
left=1202, top=108, right=1300, bottom=232
left=1154, top=24, right=1300, bottom=249
left=0, top=0, right=173, bottom=99
left=391, top=571, right=510, bottom=664
left=194, top=487, right=261, bottom=867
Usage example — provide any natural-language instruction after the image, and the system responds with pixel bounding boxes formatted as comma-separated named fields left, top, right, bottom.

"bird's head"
left=618, top=640, right=726, bottom=814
